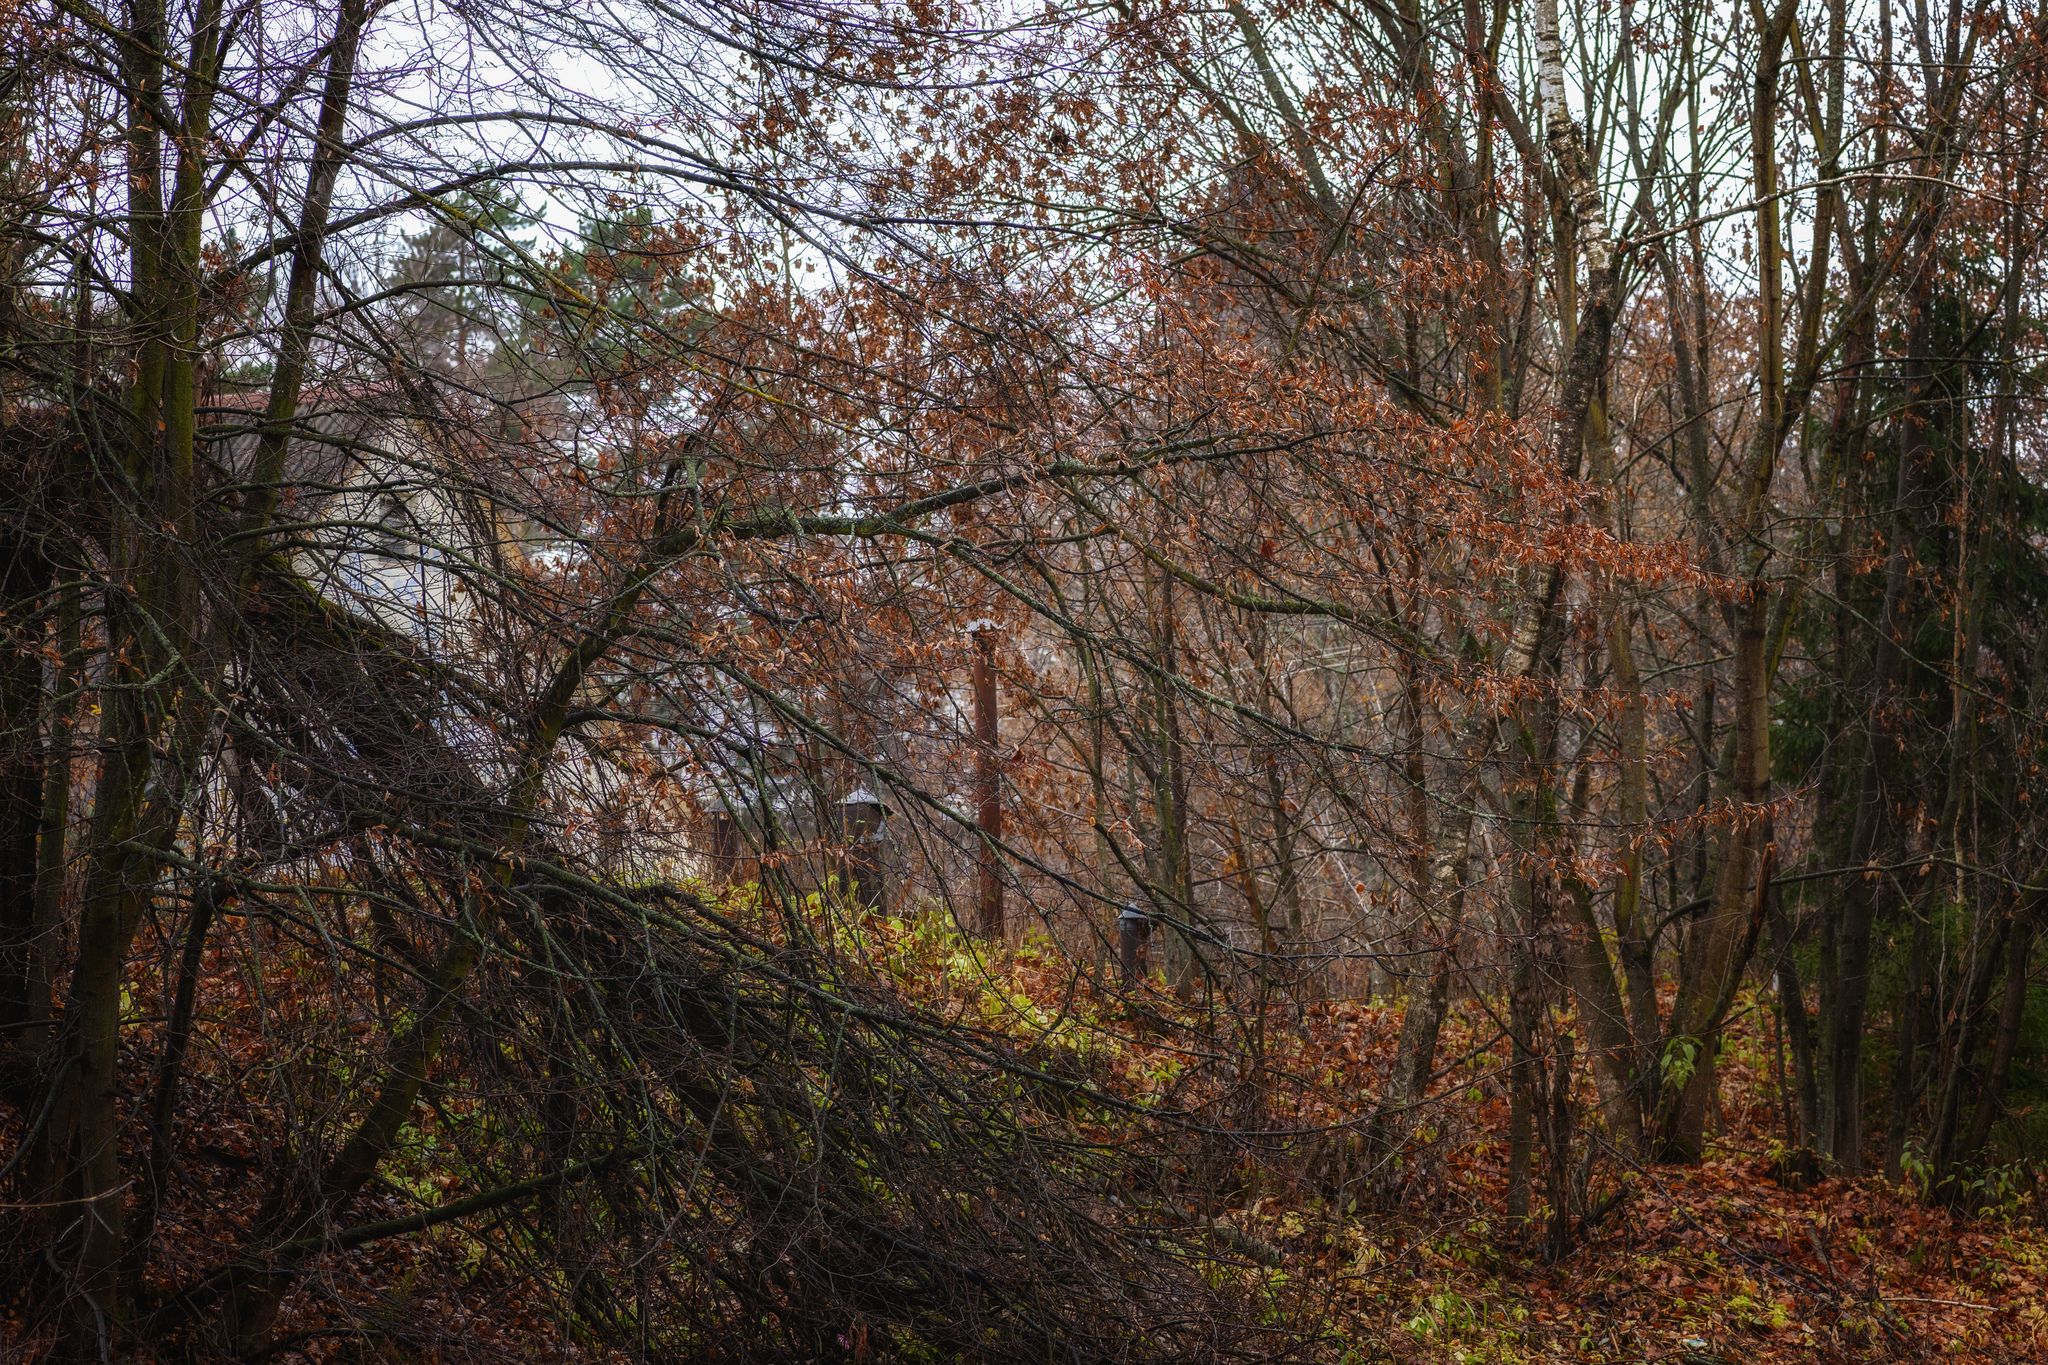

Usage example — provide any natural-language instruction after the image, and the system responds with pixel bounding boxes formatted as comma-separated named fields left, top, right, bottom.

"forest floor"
left=7, top=913, right=2048, bottom=1363
left=918, top=927, right=2048, bottom=1365
left=1253, top=989, right=2048, bottom=1364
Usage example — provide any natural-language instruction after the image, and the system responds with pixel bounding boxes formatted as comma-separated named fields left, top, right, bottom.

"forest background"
left=4, top=0, right=2048, bottom=1359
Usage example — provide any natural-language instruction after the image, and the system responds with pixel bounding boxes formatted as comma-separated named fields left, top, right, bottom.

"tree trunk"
left=0, top=538, right=48, bottom=1055
left=1658, top=592, right=1773, bottom=1161
left=1960, top=908, right=2035, bottom=1162
left=1768, top=895, right=1820, bottom=1147
left=34, top=0, right=369, bottom=1343
left=1883, top=908, right=1934, bottom=1181
left=1826, top=234, right=1935, bottom=1173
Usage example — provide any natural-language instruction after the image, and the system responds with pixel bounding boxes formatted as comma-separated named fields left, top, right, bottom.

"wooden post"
left=972, top=626, right=1003, bottom=938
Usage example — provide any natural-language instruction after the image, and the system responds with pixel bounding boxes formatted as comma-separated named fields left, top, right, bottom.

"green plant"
left=1661, top=1036, right=1701, bottom=1090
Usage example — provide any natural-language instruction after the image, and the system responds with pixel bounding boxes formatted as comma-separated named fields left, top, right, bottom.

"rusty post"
left=973, top=627, right=1003, bottom=938
left=709, top=811, right=740, bottom=884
